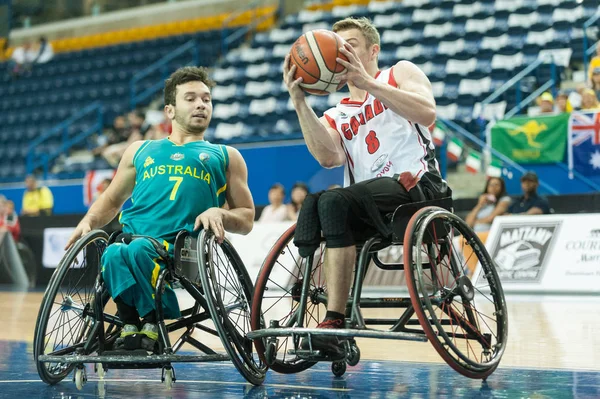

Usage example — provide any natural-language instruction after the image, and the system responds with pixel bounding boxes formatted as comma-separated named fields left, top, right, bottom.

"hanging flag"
left=486, top=159, right=503, bottom=178
left=568, top=110, right=600, bottom=176
left=83, top=169, right=117, bottom=207
left=465, top=150, right=482, bottom=174
left=432, top=123, right=447, bottom=146
left=491, top=113, right=569, bottom=163
left=447, top=137, right=463, bottom=162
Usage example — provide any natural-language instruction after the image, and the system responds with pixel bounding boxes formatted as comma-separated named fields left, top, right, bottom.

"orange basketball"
left=289, top=29, right=349, bottom=96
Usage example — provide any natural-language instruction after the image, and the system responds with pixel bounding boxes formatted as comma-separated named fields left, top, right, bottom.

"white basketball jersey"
left=323, top=68, right=441, bottom=189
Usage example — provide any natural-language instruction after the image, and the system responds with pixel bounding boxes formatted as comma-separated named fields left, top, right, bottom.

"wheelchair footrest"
left=289, top=349, right=332, bottom=361
left=38, top=353, right=230, bottom=365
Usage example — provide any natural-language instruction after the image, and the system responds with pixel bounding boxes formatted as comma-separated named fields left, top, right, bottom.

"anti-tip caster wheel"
left=162, top=366, right=176, bottom=390
left=95, top=363, right=105, bottom=379
left=347, top=342, right=360, bottom=367
left=265, top=340, right=278, bottom=366
left=332, top=360, right=346, bottom=377
left=74, top=366, right=87, bottom=390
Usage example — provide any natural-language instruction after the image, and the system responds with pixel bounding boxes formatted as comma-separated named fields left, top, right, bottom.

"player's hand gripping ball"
left=289, top=29, right=349, bottom=95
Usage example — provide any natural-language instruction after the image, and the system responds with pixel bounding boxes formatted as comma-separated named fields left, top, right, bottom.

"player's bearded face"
left=174, top=82, right=213, bottom=133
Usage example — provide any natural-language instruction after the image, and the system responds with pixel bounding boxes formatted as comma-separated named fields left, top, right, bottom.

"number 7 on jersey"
left=169, top=176, right=183, bottom=200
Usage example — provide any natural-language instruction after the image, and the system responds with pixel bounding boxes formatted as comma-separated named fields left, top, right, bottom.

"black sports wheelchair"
left=248, top=192, right=508, bottom=380
left=33, top=229, right=266, bottom=390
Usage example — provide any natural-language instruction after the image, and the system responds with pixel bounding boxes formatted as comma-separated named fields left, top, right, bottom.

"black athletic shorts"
left=329, top=172, right=449, bottom=244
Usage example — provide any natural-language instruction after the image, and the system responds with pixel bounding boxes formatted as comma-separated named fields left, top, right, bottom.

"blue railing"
left=129, top=39, right=199, bottom=109
left=26, top=101, right=104, bottom=178
left=220, top=0, right=280, bottom=55
left=583, top=10, right=600, bottom=78
left=478, top=56, right=557, bottom=141
left=439, top=118, right=559, bottom=195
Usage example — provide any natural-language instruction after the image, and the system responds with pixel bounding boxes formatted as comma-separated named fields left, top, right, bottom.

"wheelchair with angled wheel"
left=248, top=195, right=508, bottom=380
left=33, top=229, right=266, bottom=390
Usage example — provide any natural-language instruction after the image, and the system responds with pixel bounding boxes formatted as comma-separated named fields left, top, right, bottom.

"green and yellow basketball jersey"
left=119, top=138, right=229, bottom=243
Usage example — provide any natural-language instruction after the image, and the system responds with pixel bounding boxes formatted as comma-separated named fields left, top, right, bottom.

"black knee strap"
left=294, top=191, right=324, bottom=258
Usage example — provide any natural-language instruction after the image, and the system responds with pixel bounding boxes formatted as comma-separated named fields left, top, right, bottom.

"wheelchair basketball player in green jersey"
left=65, top=66, right=255, bottom=351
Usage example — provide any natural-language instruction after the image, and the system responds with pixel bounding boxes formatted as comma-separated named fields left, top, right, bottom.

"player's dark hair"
left=164, top=66, right=215, bottom=106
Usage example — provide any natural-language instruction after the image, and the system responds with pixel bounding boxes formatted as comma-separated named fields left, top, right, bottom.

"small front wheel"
left=74, top=367, right=87, bottom=390
left=347, top=341, right=360, bottom=367
left=332, top=361, right=346, bottom=377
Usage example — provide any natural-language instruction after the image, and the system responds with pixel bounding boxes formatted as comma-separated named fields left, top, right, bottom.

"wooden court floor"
left=0, top=289, right=599, bottom=398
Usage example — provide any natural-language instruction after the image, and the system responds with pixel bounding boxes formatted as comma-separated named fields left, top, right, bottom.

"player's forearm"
left=81, top=194, right=121, bottom=229
left=221, top=207, right=254, bottom=235
left=294, top=99, right=343, bottom=168
left=364, top=79, right=436, bottom=127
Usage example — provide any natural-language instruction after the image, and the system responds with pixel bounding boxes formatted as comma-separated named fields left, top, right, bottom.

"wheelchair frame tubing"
left=294, top=253, right=317, bottom=328
left=155, top=268, right=173, bottom=354
left=351, top=236, right=381, bottom=329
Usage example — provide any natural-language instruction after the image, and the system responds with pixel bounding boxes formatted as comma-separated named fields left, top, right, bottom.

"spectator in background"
left=556, top=91, right=572, bottom=113
left=92, top=115, right=128, bottom=158
left=465, top=177, right=511, bottom=233
left=568, top=83, right=587, bottom=110
left=101, top=114, right=144, bottom=167
left=538, top=92, right=555, bottom=114
left=0, top=199, right=21, bottom=242
left=507, top=171, right=550, bottom=215
left=590, top=67, right=600, bottom=99
left=8, top=41, right=35, bottom=77
left=21, top=175, right=54, bottom=216
left=580, top=89, right=600, bottom=111
left=287, top=182, right=309, bottom=221
left=587, top=42, right=600, bottom=85
left=31, top=37, right=54, bottom=64
left=258, top=183, right=288, bottom=222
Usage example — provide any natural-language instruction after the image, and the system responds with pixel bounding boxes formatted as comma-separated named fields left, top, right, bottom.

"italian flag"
left=447, top=138, right=463, bottom=162
left=465, top=150, right=482, bottom=174
left=431, top=124, right=447, bottom=147
left=486, top=159, right=503, bottom=178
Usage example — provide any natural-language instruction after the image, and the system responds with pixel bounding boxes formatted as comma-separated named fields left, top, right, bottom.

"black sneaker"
left=301, top=319, right=346, bottom=359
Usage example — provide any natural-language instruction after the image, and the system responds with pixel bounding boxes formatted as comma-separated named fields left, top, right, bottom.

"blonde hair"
left=332, top=17, right=380, bottom=49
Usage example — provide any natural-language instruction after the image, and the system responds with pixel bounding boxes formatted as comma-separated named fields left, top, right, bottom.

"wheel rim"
left=34, top=232, right=108, bottom=382
left=199, top=231, right=265, bottom=383
left=406, top=208, right=508, bottom=377
left=251, top=225, right=326, bottom=372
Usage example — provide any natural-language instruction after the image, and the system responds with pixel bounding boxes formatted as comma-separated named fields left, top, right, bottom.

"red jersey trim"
left=324, top=114, right=337, bottom=130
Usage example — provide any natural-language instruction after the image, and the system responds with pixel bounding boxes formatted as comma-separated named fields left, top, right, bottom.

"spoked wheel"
left=33, top=230, right=114, bottom=384
left=404, top=207, right=508, bottom=379
left=251, top=224, right=327, bottom=374
left=197, top=230, right=266, bottom=386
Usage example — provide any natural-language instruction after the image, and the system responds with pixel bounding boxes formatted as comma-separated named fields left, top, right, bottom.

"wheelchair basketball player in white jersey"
left=283, top=16, right=451, bottom=358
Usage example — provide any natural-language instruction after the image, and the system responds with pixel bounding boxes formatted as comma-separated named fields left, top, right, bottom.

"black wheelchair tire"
left=404, top=207, right=508, bottom=379
left=33, top=230, right=109, bottom=385
left=197, top=230, right=266, bottom=386
left=250, top=224, right=319, bottom=374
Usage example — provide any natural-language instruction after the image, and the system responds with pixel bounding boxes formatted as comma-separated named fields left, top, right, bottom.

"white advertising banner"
left=43, top=227, right=77, bottom=268
left=473, top=214, right=600, bottom=293
left=226, top=221, right=295, bottom=283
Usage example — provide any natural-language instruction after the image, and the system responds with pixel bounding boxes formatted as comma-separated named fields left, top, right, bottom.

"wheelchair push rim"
left=404, top=207, right=508, bottom=379
left=33, top=230, right=111, bottom=384
left=197, top=230, right=266, bottom=385
left=251, top=224, right=329, bottom=374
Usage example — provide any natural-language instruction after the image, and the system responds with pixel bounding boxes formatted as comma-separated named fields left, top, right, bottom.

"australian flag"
left=568, top=111, right=600, bottom=176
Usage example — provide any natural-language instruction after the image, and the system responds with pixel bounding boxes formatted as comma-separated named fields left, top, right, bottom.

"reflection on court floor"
left=1, top=290, right=599, bottom=398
